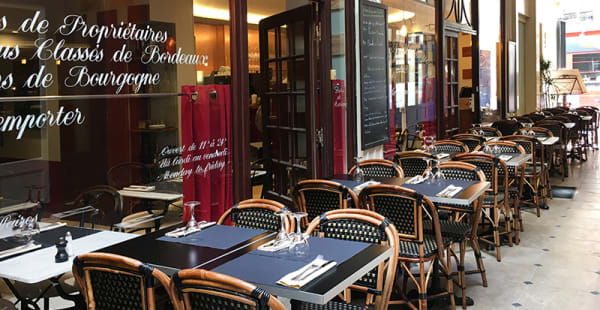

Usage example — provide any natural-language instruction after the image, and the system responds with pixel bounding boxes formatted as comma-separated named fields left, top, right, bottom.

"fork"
left=292, top=255, right=324, bottom=281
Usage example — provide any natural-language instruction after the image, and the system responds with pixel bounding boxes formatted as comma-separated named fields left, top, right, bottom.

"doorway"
left=444, top=31, right=460, bottom=137
left=254, top=3, right=324, bottom=204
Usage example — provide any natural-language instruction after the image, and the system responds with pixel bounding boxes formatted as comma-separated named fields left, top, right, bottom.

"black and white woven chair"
left=452, top=134, right=486, bottom=152
left=349, top=159, right=404, bottom=179
left=293, top=180, right=359, bottom=228
left=454, top=153, right=512, bottom=262
left=217, top=199, right=292, bottom=233
left=358, top=186, right=455, bottom=310
left=72, top=253, right=172, bottom=310
left=293, top=209, right=399, bottom=310
left=433, top=140, right=469, bottom=154
left=170, top=269, right=286, bottom=310
left=492, top=120, right=522, bottom=136
left=468, top=127, right=501, bottom=138
left=393, top=151, right=433, bottom=178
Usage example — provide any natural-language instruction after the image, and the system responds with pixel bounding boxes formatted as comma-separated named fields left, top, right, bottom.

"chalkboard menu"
left=360, top=0, right=390, bottom=150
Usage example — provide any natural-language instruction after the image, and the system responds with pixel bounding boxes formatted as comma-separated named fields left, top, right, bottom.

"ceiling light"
left=193, top=5, right=266, bottom=25
left=400, top=25, right=408, bottom=37
left=388, top=11, right=415, bottom=23
left=20, top=58, right=26, bottom=65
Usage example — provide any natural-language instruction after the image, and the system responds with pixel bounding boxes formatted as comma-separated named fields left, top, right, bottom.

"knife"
left=298, top=260, right=335, bottom=281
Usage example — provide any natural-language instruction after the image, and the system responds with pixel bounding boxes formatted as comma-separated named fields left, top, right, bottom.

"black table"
left=100, top=224, right=393, bottom=305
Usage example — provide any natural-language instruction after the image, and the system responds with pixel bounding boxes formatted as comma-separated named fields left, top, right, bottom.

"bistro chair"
left=527, top=113, right=546, bottom=123
left=169, top=269, right=286, bottom=310
left=492, top=120, right=522, bottom=136
left=563, top=113, right=587, bottom=161
left=452, top=134, right=486, bottom=152
left=107, top=162, right=165, bottom=233
left=433, top=140, right=469, bottom=155
left=536, top=120, right=568, bottom=180
left=72, top=253, right=172, bottom=310
left=349, top=159, right=404, bottom=179
left=294, top=209, right=399, bottom=310
left=393, top=151, right=433, bottom=178
left=453, top=153, right=512, bottom=262
left=468, top=127, right=501, bottom=138
left=217, top=199, right=292, bottom=232
left=501, top=135, right=544, bottom=217
left=429, top=161, right=488, bottom=306
left=292, top=180, right=359, bottom=228
left=517, top=127, right=554, bottom=204
left=482, top=141, right=526, bottom=240
left=358, top=186, right=454, bottom=310
left=62, top=185, right=120, bottom=230
left=577, top=107, right=598, bottom=148
left=514, top=116, right=533, bottom=125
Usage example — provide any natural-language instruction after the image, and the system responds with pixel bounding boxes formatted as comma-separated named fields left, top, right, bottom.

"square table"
left=0, top=200, right=39, bottom=215
left=538, top=136, right=559, bottom=146
left=99, top=224, right=393, bottom=305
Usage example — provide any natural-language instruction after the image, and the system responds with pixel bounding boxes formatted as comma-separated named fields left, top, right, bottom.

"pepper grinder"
left=55, top=237, right=68, bottom=263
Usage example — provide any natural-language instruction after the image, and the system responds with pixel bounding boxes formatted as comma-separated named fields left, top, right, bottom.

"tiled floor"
left=456, top=152, right=600, bottom=309
left=2, top=154, right=600, bottom=309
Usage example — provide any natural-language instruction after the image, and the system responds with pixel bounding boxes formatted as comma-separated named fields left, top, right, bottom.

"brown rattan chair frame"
left=293, top=180, right=359, bottom=228
left=169, top=269, right=286, bottom=310
left=217, top=199, right=293, bottom=233
left=73, top=253, right=172, bottom=310
left=349, top=159, right=405, bottom=179
left=393, top=151, right=434, bottom=178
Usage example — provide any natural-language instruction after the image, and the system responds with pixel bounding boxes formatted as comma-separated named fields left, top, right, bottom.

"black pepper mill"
left=55, top=237, right=68, bottom=263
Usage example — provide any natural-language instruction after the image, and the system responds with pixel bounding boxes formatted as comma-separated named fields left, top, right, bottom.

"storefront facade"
left=0, top=0, right=523, bottom=220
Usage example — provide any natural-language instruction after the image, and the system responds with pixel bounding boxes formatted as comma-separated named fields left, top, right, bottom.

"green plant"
left=540, top=57, right=557, bottom=108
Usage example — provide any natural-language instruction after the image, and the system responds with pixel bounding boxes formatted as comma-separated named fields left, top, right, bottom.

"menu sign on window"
left=359, top=0, right=390, bottom=150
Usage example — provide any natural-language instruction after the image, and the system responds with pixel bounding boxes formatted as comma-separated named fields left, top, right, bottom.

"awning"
left=550, top=69, right=588, bottom=95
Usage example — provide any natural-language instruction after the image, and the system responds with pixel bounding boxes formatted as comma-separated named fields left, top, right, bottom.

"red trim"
left=568, top=51, right=600, bottom=55
left=566, top=30, right=600, bottom=37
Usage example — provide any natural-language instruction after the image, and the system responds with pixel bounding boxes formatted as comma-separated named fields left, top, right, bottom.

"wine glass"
left=273, top=209, right=291, bottom=247
left=17, top=216, right=39, bottom=245
left=493, top=144, right=500, bottom=155
left=289, top=212, right=309, bottom=257
left=354, top=156, right=364, bottom=182
left=184, top=201, right=200, bottom=230
left=432, top=160, right=445, bottom=182
left=423, top=156, right=434, bottom=180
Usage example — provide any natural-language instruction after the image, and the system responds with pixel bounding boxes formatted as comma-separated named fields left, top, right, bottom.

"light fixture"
left=388, top=10, right=415, bottom=23
left=20, top=58, right=26, bottom=65
left=400, top=24, right=408, bottom=37
left=196, top=71, right=204, bottom=84
left=193, top=5, right=267, bottom=25
left=56, top=60, right=61, bottom=65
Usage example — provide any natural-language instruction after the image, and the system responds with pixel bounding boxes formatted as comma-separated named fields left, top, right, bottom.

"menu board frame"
left=359, top=0, right=390, bottom=150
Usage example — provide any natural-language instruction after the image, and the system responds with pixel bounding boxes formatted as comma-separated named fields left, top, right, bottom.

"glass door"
left=259, top=4, right=318, bottom=203
left=444, top=31, right=460, bottom=137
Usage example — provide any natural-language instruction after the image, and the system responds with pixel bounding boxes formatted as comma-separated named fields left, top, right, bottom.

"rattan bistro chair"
left=452, top=134, right=486, bottom=152
left=468, top=127, right=501, bottom=138
left=349, top=159, right=404, bottom=179
left=217, top=199, right=292, bottom=233
left=72, top=253, right=172, bottom=310
left=170, top=269, right=286, bottom=310
left=501, top=135, right=544, bottom=217
left=293, top=209, right=399, bottom=310
left=293, top=180, right=359, bottom=228
left=393, top=151, right=433, bottom=178
left=492, top=120, right=522, bottom=136
left=454, top=153, right=512, bottom=262
left=482, top=141, right=526, bottom=240
left=433, top=140, right=469, bottom=154
left=428, top=162, right=488, bottom=308
left=359, top=185, right=455, bottom=310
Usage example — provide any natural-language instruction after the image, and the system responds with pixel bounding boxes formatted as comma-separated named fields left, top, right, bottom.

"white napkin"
left=0, top=242, right=42, bottom=259
left=277, top=256, right=337, bottom=288
left=164, top=222, right=216, bottom=238
left=436, top=185, right=463, bottom=198
left=38, top=222, right=67, bottom=232
left=498, top=155, right=513, bottom=161
left=122, top=185, right=156, bottom=192
left=406, top=175, right=425, bottom=184
left=257, top=239, right=293, bottom=252
left=353, top=180, right=380, bottom=192
left=435, top=153, right=450, bottom=159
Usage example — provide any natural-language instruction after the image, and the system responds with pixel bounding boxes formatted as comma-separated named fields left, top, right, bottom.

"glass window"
left=0, top=0, right=232, bottom=225
left=383, top=0, right=437, bottom=151
left=478, top=0, right=502, bottom=123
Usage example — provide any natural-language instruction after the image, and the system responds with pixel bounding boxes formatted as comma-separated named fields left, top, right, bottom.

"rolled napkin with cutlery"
left=164, top=221, right=216, bottom=238
left=498, top=155, right=513, bottom=161
left=406, top=175, right=425, bottom=184
left=435, top=153, right=449, bottom=159
left=122, top=185, right=156, bottom=192
left=257, top=239, right=293, bottom=252
left=277, top=255, right=337, bottom=288
left=436, top=185, right=463, bottom=198
left=353, top=180, right=380, bottom=192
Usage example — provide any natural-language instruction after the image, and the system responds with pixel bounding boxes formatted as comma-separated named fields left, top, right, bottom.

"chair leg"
left=446, top=248, right=456, bottom=310
left=470, top=238, right=487, bottom=287
left=493, top=206, right=501, bottom=262
left=534, top=179, right=541, bottom=217
left=459, top=240, right=467, bottom=309
left=418, top=262, right=427, bottom=310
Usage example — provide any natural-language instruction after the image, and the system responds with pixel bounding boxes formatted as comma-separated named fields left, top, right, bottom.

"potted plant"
left=540, top=57, right=557, bottom=109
